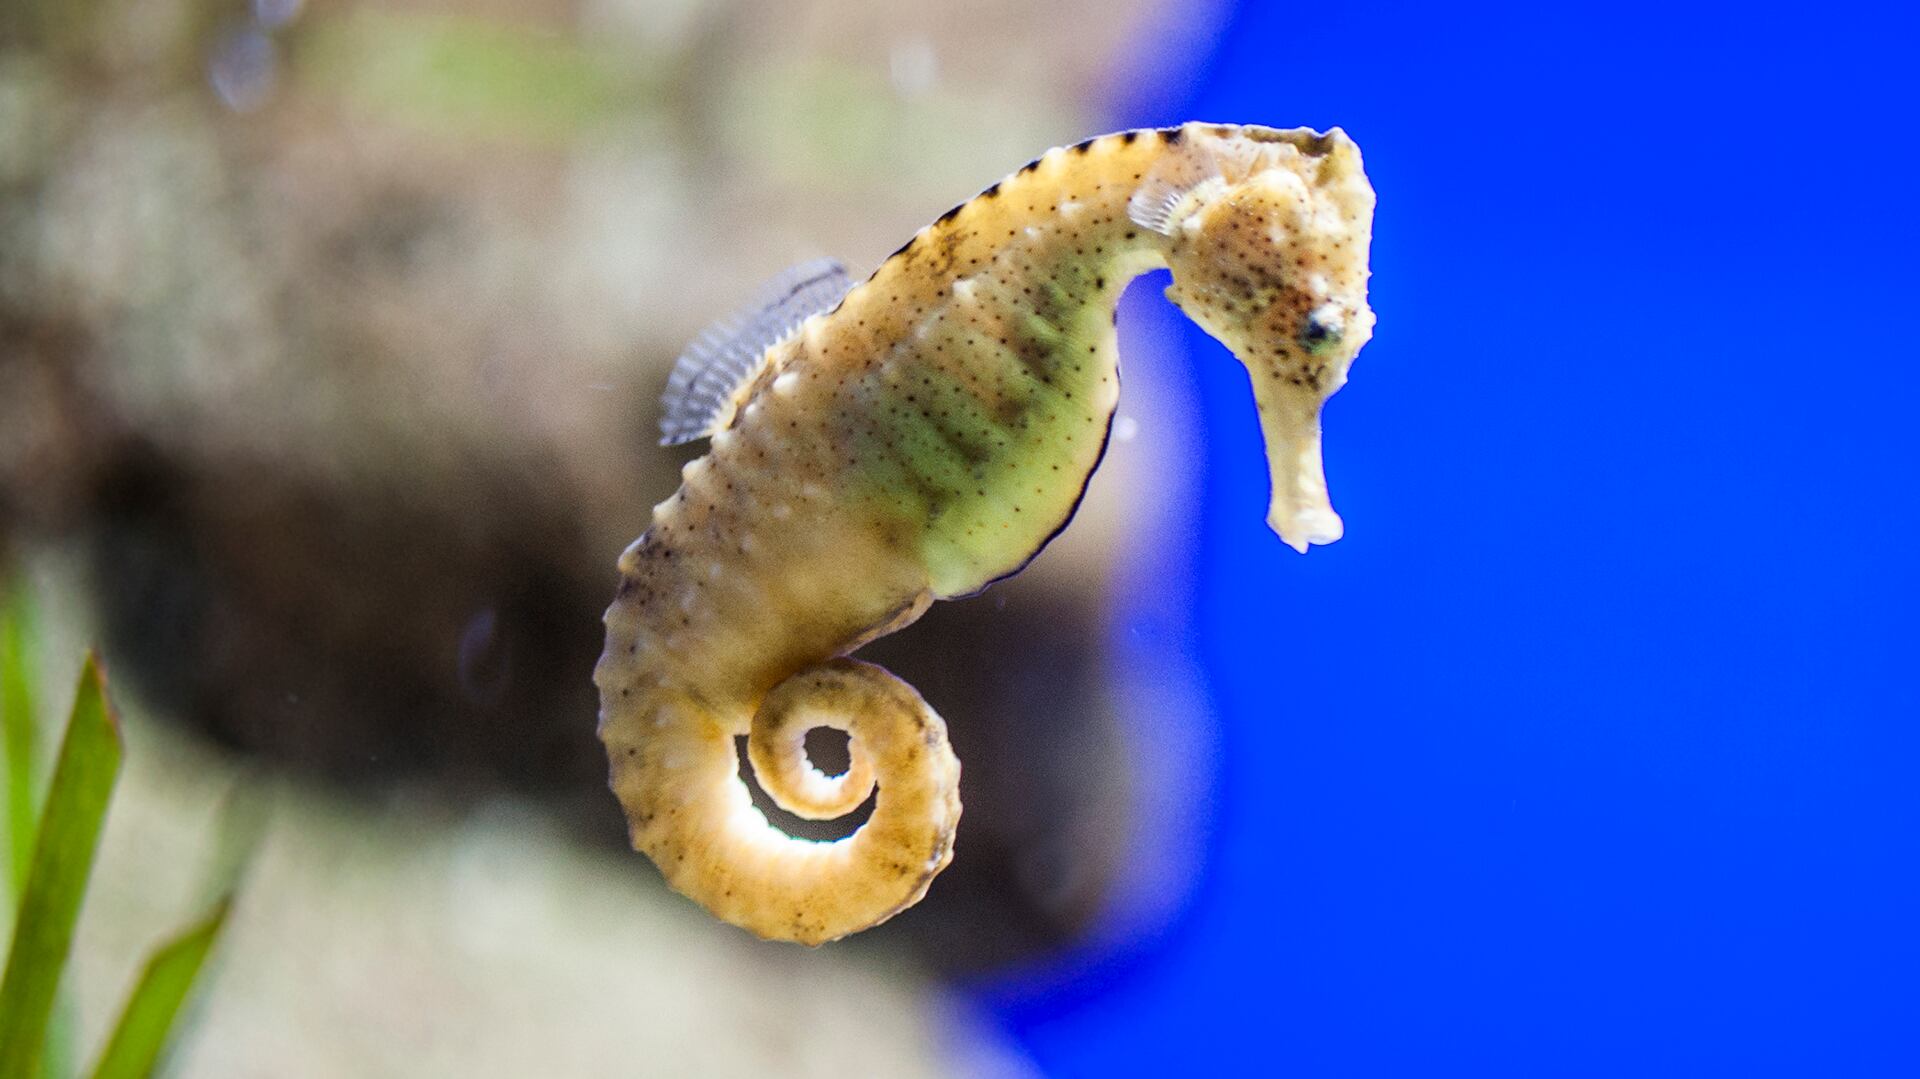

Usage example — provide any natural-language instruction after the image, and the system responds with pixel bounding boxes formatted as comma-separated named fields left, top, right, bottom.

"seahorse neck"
left=832, top=132, right=1179, bottom=348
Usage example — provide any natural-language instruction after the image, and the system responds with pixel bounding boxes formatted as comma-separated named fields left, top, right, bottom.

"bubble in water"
left=888, top=38, right=938, bottom=99
left=208, top=26, right=277, bottom=113
left=458, top=606, right=512, bottom=707
left=253, top=0, right=303, bottom=30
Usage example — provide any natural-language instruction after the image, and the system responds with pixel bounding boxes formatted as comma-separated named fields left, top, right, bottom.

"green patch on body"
left=842, top=311, right=1116, bottom=597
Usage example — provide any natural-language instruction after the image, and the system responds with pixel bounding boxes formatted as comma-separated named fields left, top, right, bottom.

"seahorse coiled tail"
left=596, top=122, right=1377, bottom=944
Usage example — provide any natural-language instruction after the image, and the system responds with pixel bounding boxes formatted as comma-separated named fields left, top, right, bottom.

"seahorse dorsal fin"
left=659, top=258, right=854, bottom=446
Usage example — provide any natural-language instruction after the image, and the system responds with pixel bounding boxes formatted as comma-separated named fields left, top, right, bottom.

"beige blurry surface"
left=22, top=559, right=1026, bottom=1078
left=1, top=0, right=1229, bottom=1065
left=87, top=749, right=1004, bottom=1076
left=1, top=0, right=1209, bottom=583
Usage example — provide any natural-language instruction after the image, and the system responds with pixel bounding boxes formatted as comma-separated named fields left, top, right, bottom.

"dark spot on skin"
left=1160, top=126, right=1184, bottom=145
left=982, top=182, right=1000, bottom=198
left=937, top=203, right=963, bottom=225
left=1072, top=136, right=1095, bottom=153
left=1122, top=130, right=1139, bottom=144
left=1019, top=157, right=1041, bottom=174
left=990, top=391, right=1034, bottom=431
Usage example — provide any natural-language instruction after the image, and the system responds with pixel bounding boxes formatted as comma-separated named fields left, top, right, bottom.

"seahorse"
left=595, top=122, right=1376, bottom=944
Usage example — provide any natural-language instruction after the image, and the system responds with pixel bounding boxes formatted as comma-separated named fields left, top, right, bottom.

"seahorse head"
left=1142, top=124, right=1377, bottom=553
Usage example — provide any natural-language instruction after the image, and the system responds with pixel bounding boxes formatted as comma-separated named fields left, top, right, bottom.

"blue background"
left=978, top=2, right=1920, bottom=1074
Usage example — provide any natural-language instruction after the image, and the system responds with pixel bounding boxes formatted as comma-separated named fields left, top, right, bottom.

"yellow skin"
left=595, top=122, right=1376, bottom=944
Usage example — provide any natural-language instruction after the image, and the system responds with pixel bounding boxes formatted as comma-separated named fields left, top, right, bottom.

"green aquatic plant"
left=0, top=585, right=236, bottom=1079
left=3, top=583, right=40, bottom=904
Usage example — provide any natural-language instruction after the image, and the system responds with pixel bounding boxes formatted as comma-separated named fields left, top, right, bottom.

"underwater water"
left=5, top=0, right=1916, bottom=1072
left=980, top=0, right=1920, bottom=1075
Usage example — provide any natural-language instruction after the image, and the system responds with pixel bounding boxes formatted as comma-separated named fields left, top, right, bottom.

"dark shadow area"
left=72, top=437, right=1129, bottom=973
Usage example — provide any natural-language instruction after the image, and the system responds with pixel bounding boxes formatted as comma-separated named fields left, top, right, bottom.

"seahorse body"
left=595, top=122, right=1376, bottom=944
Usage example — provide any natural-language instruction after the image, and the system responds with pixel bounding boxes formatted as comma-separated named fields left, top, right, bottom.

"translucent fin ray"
left=660, top=258, right=853, bottom=446
left=1127, top=136, right=1267, bottom=236
left=1128, top=175, right=1225, bottom=235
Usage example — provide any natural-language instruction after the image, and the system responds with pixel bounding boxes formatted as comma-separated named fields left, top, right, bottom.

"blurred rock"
left=1, top=0, right=1166, bottom=974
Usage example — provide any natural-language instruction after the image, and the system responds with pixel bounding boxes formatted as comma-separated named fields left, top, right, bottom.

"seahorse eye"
left=1300, top=304, right=1345, bottom=353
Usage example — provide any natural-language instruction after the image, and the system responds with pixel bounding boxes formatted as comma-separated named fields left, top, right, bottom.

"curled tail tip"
left=603, top=659, right=963, bottom=945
